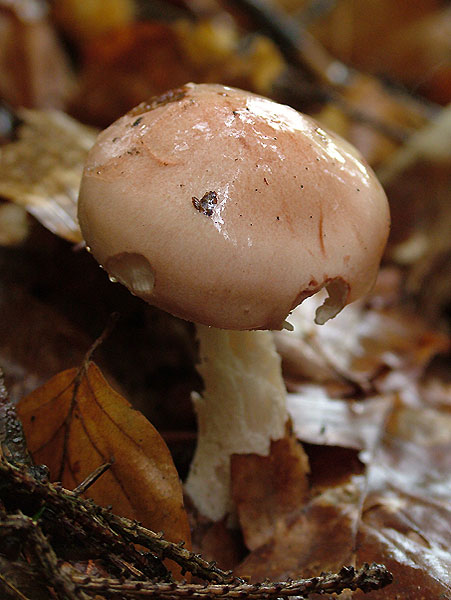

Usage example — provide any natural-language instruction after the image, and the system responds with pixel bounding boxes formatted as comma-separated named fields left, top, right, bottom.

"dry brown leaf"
left=275, top=270, right=449, bottom=390
left=16, top=361, right=191, bottom=553
left=230, top=433, right=310, bottom=551
left=235, top=491, right=360, bottom=582
left=0, top=109, right=96, bottom=243
left=286, top=388, right=392, bottom=450
left=352, top=396, right=451, bottom=599
left=235, top=386, right=451, bottom=598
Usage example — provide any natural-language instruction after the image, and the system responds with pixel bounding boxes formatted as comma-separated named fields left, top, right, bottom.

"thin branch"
left=1, top=513, right=89, bottom=600
left=73, top=461, right=113, bottom=495
left=0, top=369, right=45, bottom=479
left=72, top=563, right=393, bottom=598
left=0, top=572, right=31, bottom=600
left=0, top=459, right=222, bottom=582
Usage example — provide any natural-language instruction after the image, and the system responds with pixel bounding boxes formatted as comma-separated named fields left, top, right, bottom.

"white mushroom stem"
left=185, top=324, right=289, bottom=522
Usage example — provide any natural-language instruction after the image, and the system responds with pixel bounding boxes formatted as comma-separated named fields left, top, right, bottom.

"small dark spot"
left=357, top=188, right=360, bottom=191
left=264, top=177, right=268, bottom=185
left=300, top=185, right=304, bottom=189
left=316, top=157, right=320, bottom=161
left=232, top=110, right=238, bottom=116
left=309, top=215, right=313, bottom=218
left=255, top=188, right=258, bottom=192
left=31, top=415, right=36, bottom=422
left=246, top=107, right=250, bottom=111
left=112, top=137, right=119, bottom=142
left=234, top=158, right=239, bottom=161
left=274, top=137, right=277, bottom=140
left=126, top=147, right=140, bottom=155
left=239, top=214, right=242, bottom=217
left=179, top=183, right=184, bottom=187
left=276, top=216, right=280, bottom=220
left=293, top=175, right=297, bottom=178
left=305, top=167, right=309, bottom=170
left=192, top=190, right=218, bottom=217
left=132, top=117, right=143, bottom=127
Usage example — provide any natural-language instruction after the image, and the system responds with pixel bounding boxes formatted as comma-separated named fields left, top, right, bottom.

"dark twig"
left=0, top=370, right=48, bottom=482
left=72, top=563, right=392, bottom=598
left=0, top=572, right=31, bottom=600
left=0, top=460, right=393, bottom=596
left=0, top=513, right=89, bottom=600
left=1, top=459, right=170, bottom=581
left=73, top=461, right=113, bottom=495
left=0, top=459, right=393, bottom=598
left=0, top=369, right=33, bottom=469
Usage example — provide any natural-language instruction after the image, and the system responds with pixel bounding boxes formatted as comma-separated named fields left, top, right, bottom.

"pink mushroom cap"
left=78, top=83, right=390, bottom=330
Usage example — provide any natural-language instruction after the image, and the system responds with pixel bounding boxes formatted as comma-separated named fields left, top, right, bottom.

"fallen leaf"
left=231, top=433, right=310, bottom=551
left=17, top=362, right=191, bottom=554
left=286, top=386, right=392, bottom=450
left=235, top=386, right=451, bottom=598
left=0, top=109, right=96, bottom=243
left=235, top=489, right=360, bottom=582
left=275, top=269, right=449, bottom=390
left=352, top=395, right=451, bottom=599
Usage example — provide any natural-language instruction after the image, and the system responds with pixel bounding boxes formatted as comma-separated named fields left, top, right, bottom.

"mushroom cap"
left=78, top=83, right=390, bottom=330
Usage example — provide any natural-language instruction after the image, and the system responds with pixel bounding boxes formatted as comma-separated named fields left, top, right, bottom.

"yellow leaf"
left=17, top=362, right=191, bottom=553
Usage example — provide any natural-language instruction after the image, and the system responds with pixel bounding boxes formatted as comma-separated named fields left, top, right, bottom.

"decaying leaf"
left=275, top=269, right=449, bottom=390
left=235, top=386, right=451, bottom=598
left=0, top=109, right=96, bottom=242
left=230, top=432, right=310, bottom=551
left=286, top=387, right=392, bottom=451
left=352, top=394, right=451, bottom=599
left=16, top=361, right=191, bottom=551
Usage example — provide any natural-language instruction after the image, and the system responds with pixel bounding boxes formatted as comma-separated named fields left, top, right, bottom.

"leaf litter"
left=16, top=361, right=192, bottom=557
left=0, top=2, right=450, bottom=597
left=232, top=272, right=451, bottom=598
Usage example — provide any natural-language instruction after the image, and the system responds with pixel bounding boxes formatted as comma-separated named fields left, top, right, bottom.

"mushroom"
left=78, top=83, right=390, bottom=521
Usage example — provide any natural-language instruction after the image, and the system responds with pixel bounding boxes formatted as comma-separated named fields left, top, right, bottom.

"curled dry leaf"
left=0, top=109, right=96, bottom=243
left=16, top=361, right=191, bottom=553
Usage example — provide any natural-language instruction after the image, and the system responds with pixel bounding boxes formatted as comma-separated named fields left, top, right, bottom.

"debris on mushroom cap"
left=78, top=83, right=390, bottom=330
